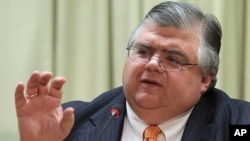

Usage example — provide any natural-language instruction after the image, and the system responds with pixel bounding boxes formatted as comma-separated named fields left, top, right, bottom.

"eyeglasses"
left=126, top=46, right=197, bottom=72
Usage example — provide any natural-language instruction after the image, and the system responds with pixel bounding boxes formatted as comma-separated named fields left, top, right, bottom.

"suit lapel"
left=100, top=114, right=126, bottom=141
left=89, top=93, right=127, bottom=141
left=181, top=92, right=216, bottom=141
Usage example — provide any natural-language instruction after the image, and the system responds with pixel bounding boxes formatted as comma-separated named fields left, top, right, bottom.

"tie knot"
left=143, top=125, right=161, bottom=141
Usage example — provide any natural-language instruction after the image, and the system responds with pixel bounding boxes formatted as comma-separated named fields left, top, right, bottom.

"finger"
left=26, top=71, right=41, bottom=95
left=61, top=107, right=74, bottom=136
left=15, top=82, right=26, bottom=109
left=37, top=71, right=53, bottom=95
left=48, top=77, right=66, bottom=99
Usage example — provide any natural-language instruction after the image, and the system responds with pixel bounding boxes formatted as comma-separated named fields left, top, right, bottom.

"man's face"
left=122, top=23, right=212, bottom=121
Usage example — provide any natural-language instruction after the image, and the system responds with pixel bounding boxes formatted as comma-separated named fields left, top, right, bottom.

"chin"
left=136, top=94, right=161, bottom=109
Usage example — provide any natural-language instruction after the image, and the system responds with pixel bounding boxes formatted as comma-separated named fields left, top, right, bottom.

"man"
left=15, top=1, right=250, bottom=141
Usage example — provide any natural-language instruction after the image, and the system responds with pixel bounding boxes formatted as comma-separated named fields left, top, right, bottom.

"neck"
left=130, top=104, right=193, bottom=124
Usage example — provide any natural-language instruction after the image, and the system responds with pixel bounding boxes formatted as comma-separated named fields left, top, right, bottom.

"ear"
left=200, top=73, right=213, bottom=93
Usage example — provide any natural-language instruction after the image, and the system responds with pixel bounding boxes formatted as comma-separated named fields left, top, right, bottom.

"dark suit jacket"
left=62, top=86, right=250, bottom=141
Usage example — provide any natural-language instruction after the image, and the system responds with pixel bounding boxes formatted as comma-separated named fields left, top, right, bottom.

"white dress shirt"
left=121, top=102, right=193, bottom=141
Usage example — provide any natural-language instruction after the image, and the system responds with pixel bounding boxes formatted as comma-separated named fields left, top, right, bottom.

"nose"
left=145, top=56, right=164, bottom=72
left=150, top=56, right=160, bottom=61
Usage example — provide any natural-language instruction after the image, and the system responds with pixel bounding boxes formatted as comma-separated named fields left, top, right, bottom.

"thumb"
left=61, top=107, right=74, bottom=136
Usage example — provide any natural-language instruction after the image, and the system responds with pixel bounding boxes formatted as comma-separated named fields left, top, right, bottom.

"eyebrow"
left=133, top=42, right=152, bottom=48
left=133, top=42, right=155, bottom=52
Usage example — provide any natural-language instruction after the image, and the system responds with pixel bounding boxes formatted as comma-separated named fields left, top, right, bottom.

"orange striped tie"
left=143, top=125, right=161, bottom=141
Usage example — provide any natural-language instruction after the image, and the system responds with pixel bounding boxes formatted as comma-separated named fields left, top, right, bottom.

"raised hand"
left=15, top=71, right=74, bottom=141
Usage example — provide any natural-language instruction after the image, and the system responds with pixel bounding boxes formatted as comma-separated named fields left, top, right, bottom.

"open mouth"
left=141, top=79, right=161, bottom=86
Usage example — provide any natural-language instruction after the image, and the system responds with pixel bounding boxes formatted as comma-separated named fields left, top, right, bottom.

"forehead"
left=134, top=23, right=201, bottom=53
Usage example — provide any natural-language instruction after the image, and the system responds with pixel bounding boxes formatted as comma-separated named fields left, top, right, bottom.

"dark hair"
left=128, top=1, right=222, bottom=88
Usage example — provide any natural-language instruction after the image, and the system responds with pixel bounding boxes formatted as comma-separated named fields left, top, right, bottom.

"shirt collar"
left=125, top=101, right=193, bottom=140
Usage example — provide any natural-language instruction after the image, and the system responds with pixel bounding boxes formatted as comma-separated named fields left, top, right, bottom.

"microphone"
left=95, top=104, right=122, bottom=141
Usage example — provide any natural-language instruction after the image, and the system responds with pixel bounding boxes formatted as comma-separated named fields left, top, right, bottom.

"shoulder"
left=63, top=87, right=126, bottom=140
left=207, top=88, right=250, bottom=109
left=185, top=89, right=250, bottom=141
left=62, top=86, right=126, bottom=118
left=206, top=88, right=250, bottom=123
left=62, top=100, right=89, bottom=110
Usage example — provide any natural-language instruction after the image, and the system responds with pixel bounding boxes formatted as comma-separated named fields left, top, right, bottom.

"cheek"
left=122, top=60, right=141, bottom=87
left=123, top=60, right=148, bottom=101
left=123, top=61, right=138, bottom=103
left=123, top=61, right=131, bottom=84
left=166, top=72, right=202, bottom=101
